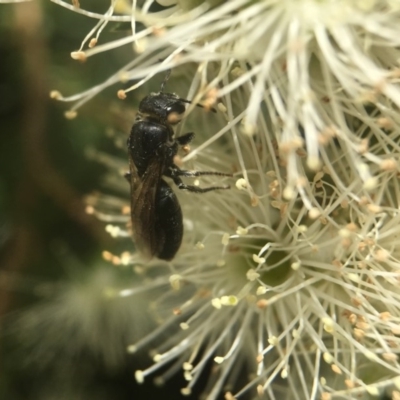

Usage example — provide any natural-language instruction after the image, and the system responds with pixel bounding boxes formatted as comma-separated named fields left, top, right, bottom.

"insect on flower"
left=126, top=70, right=231, bottom=261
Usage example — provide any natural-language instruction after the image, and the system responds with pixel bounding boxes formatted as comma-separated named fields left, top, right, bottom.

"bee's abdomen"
left=155, top=180, right=183, bottom=261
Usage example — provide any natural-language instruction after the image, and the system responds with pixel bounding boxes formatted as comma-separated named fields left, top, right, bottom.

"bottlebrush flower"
left=53, top=0, right=400, bottom=399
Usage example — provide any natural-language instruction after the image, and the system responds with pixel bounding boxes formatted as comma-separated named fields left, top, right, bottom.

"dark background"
left=0, top=2, right=196, bottom=399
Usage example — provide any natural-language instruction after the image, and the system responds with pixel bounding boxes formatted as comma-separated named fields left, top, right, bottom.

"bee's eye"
left=167, top=102, right=185, bottom=116
left=166, top=102, right=186, bottom=124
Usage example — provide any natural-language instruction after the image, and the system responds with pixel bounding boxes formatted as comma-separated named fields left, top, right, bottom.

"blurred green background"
left=0, top=1, right=196, bottom=399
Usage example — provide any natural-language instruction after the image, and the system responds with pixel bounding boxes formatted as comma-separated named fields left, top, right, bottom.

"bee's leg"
left=176, top=132, right=194, bottom=146
left=174, top=168, right=232, bottom=178
left=171, top=175, right=230, bottom=192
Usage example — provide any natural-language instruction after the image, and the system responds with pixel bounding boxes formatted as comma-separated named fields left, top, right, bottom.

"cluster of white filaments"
left=57, top=0, right=400, bottom=399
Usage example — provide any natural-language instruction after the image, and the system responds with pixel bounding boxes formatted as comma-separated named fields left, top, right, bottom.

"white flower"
left=10, top=267, right=154, bottom=369
left=48, top=0, right=400, bottom=399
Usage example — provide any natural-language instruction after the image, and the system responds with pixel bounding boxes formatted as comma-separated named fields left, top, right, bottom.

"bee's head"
left=138, top=92, right=186, bottom=125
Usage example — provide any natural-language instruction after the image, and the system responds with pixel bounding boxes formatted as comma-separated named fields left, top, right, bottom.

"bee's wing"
left=129, top=156, right=164, bottom=259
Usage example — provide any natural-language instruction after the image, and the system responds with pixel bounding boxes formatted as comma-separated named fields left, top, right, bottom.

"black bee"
left=126, top=71, right=231, bottom=261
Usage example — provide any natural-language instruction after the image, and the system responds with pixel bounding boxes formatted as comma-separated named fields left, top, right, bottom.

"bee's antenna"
left=160, top=69, right=171, bottom=93
left=159, top=69, right=216, bottom=112
left=178, top=98, right=217, bottom=113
